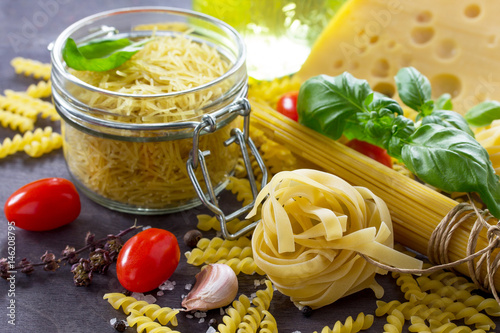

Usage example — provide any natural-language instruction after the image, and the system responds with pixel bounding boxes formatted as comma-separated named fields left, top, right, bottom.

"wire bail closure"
left=187, top=94, right=268, bottom=240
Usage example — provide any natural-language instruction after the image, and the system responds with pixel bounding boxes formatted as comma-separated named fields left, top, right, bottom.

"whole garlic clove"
left=182, top=263, right=238, bottom=311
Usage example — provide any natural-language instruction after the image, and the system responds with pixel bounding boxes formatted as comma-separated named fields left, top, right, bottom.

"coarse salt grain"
left=142, top=225, right=152, bottom=230
left=186, top=314, right=194, bottom=319
left=130, top=292, right=156, bottom=304
left=157, top=291, right=164, bottom=297
left=194, top=311, right=207, bottom=318
left=220, top=308, right=225, bottom=316
left=206, top=327, right=217, bottom=333
left=159, top=280, right=176, bottom=291
left=143, top=294, right=157, bottom=304
left=109, top=318, right=117, bottom=326
left=198, top=318, right=205, bottom=324
left=254, top=279, right=261, bottom=287
left=185, top=283, right=192, bottom=290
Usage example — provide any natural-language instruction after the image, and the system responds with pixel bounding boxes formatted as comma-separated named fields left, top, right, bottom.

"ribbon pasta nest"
left=247, top=169, right=422, bottom=309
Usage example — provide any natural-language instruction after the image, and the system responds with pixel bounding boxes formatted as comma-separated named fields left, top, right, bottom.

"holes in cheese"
left=297, top=0, right=500, bottom=114
left=436, top=39, right=459, bottom=60
left=464, top=3, right=481, bottom=19
left=410, top=26, right=435, bottom=45
left=373, top=82, right=396, bottom=98
left=372, top=58, right=390, bottom=78
left=416, top=10, right=433, bottom=23
left=430, top=73, right=462, bottom=98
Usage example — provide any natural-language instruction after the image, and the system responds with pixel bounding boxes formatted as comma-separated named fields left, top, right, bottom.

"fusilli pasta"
left=0, top=109, right=34, bottom=132
left=218, top=294, right=252, bottom=333
left=382, top=309, right=405, bottom=333
left=216, top=257, right=265, bottom=276
left=258, top=310, right=278, bottom=333
left=0, top=127, right=54, bottom=158
left=26, top=80, right=52, bottom=98
left=234, top=280, right=274, bottom=333
left=103, top=293, right=179, bottom=326
left=196, top=214, right=254, bottom=234
left=10, top=57, right=51, bottom=80
left=314, top=313, right=374, bottom=333
left=23, top=132, right=62, bottom=158
left=379, top=266, right=500, bottom=333
left=4, top=90, right=60, bottom=121
left=127, top=309, right=180, bottom=333
left=185, top=236, right=252, bottom=266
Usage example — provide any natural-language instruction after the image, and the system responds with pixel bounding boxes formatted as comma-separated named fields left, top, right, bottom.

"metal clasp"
left=187, top=97, right=267, bottom=240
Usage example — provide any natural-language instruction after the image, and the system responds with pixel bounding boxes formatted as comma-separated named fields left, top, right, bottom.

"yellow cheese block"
left=297, top=0, right=500, bottom=114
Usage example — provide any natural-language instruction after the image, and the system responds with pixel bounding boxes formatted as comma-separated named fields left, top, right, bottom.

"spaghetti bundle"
left=249, top=98, right=500, bottom=292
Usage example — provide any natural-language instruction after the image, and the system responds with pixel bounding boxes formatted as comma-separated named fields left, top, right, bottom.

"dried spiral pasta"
left=4, top=90, right=60, bottom=121
left=26, top=80, right=52, bottom=98
left=248, top=75, right=301, bottom=108
left=314, top=312, right=374, bottom=333
left=408, top=316, right=431, bottom=333
left=103, top=293, right=179, bottom=326
left=216, top=257, right=265, bottom=275
left=237, top=307, right=262, bottom=333
left=383, top=309, right=405, bottom=333
left=196, top=214, right=254, bottom=234
left=0, top=127, right=54, bottom=158
left=127, top=309, right=180, bottom=333
left=258, top=310, right=278, bottom=333
left=23, top=132, right=62, bottom=158
left=185, top=238, right=253, bottom=266
left=226, top=176, right=256, bottom=207
left=218, top=294, right=252, bottom=333
left=463, top=295, right=500, bottom=317
left=380, top=265, right=500, bottom=333
left=0, top=95, right=38, bottom=119
left=10, top=57, right=51, bottom=80
left=247, top=169, right=422, bottom=309
left=396, top=274, right=426, bottom=302
left=0, top=109, right=35, bottom=132
left=235, top=280, right=274, bottom=333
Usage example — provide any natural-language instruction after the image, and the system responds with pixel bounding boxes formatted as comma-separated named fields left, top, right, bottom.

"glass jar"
left=50, top=7, right=264, bottom=219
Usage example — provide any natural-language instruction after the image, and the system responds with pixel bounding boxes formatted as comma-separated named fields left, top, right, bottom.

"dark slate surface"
left=1, top=1, right=491, bottom=333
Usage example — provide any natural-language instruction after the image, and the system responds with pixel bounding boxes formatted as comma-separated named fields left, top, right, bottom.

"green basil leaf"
left=62, top=37, right=147, bottom=72
left=395, top=67, right=432, bottom=113
left=386, top=115, right=415, bottom=159
left=364, top=92, right=403, bottom=116
left=78, top=37, right=132, bottom=58
left=297, top=73, right=371, bottom=140
left=465, top=100, right=500, bottom=127
left=401, top=124, right=500, bottom=217
left=434, top=93, right=453, bottom=111
left=421, top=110, right=475, bottom=137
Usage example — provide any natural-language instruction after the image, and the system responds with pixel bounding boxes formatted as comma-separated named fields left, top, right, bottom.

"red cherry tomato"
left=346, top=139, right=393, bottom=168
left=4, top=178, right=81, bottom=231
left=117, top=228, right=180, bottom=293
left=276, top=91, right=299, bottom=121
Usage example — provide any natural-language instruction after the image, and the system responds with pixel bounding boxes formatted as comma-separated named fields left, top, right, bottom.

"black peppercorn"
left=113, top=319, right=127, bottom=332
left=301, top=305, right=313, bottom=317
left=184, top=229, right=203, bottom=248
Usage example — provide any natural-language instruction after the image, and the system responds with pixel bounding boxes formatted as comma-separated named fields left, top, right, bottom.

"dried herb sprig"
left=0, top=223, right=141, bottom=286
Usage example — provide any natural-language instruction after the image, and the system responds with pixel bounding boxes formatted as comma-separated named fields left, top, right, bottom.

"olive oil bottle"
left=193, top=0, right=346, bottom=80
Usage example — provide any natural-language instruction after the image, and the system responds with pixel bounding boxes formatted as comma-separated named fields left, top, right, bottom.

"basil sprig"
left=297, top=67, right=500, bottom=218
left=62, top=36, right=150, bottom=72
left=465, top=100, right=500, bottom=127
